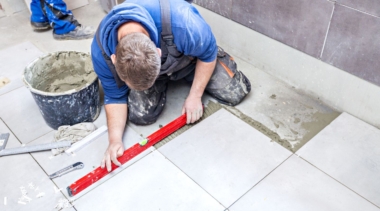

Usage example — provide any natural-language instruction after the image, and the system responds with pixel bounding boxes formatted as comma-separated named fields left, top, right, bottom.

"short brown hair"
left=115, top=32, right=160, bottom=91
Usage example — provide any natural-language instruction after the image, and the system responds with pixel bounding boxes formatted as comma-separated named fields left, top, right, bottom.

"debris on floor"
left=28, top=182, right=35, bottom=189
left=0, top=77, right=10, bottom=89
left=55, top=198, right=72, bottom=210
left=18, top=186, right=32, bottom=204
left=54, top=186, right=62, bottom=193
left=36, top=192, right=45, bottom=198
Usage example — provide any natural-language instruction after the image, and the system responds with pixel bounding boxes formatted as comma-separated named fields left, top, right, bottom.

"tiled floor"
left=0, top=1, right=379, bottom=211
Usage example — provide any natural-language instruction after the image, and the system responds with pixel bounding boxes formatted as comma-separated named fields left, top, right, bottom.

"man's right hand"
left=101, top=141, right=125, bottom=172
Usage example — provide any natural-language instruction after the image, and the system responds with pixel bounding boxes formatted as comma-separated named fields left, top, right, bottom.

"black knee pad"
left=207, top=70, right=251, bottom=106
left=127, top=83, right=167, bottom=125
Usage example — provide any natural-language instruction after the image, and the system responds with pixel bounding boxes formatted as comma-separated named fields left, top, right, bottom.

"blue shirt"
left=91, top=0, right=217, bottom=104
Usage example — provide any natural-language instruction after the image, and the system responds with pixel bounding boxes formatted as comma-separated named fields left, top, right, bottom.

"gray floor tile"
left=9, top=0, right=27, bottom=13
left=159, top=109, right=292, bottom=207
left=30, top=125, right=149, bottom=200
left=230, top=155, right=379, bottom=211
left=297, top=112, right=380, bottom=207
left=0, top=42, right=44, bottom=96
left=0, top=11, right=5, bottom=18
left=0, top=87, right=52, bottom=144
left=73, top=150, right=225, bottom=211
left=321, top=5, right=380, bottom=87
left=0, top=119, right=73, bottom=211
left=0, top=0, right=104, bottom=53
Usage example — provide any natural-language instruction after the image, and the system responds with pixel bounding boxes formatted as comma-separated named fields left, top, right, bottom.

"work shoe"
left=31, top=21, right=51, bottom=30
left=53, top=25, right=95, bottom=40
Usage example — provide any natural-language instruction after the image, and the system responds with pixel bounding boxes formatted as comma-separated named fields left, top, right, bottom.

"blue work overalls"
left=30, top=0, right=79, bottom=34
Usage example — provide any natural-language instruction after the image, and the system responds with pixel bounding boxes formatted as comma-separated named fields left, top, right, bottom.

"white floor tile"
left=230, top=155, right=379, bottom=211
left=297, top=112, right=380, bottom=207
left=0, top=87, right=52, bottom=143
left=159, top=109, right=292, bottom=207
left=0, top=42, right=44, bottom=96
left=93, top=105, right=107, bottom=128
left=30, top=125, right=149, bottom=200
left=73, top=150, right=225, bottom=211
left=0, top=119, right=73, bottom=211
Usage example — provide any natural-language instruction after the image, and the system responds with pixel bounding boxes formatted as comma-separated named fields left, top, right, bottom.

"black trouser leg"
left=127, top=79, right=168, bottom=125
left=185, top=57, right=251, bottom=106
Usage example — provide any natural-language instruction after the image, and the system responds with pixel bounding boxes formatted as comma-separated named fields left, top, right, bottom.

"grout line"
left=0, top=117, right=23, bottom=145
left=320, top=2, right=335, bottom=59
left=300, top=157, right=380, bottom=209
left=226, top=154, right=293, bottom=209
left=0, top=117, right=75, bottom=207
left=157, top=150, right=227, bottom=209
left=337, top=3, right=380, bottom=19
left=25, top=129, right=54, bottom=145
left=0, top=85, right=24, bottom=99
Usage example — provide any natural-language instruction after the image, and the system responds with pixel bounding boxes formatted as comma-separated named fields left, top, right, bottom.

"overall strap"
left=95, top=27, right=125, bottom=88
left=159, top=0, right=181, bottom=57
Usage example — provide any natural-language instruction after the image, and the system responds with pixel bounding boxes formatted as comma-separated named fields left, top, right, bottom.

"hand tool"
left=49, top=162, right=84, bottom=179
left=0, top=141, right=71, bottom=157
left=67, top=113, right=187, bottom=197
left=0, top=133, right=10, bottom=151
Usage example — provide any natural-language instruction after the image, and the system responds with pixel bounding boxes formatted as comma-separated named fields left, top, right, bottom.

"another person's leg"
left=30, top=0, right=94, bottom=40
left=30, top=0, right=50, bottom=30
left=128, top=78, right=169, bottom=125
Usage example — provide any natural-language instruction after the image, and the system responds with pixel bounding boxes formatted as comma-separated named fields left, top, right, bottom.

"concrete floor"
left=0, top=1, right=379, bottom=210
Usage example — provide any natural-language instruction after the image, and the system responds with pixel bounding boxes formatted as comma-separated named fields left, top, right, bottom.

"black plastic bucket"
left=23, top=51, right=100, bottom=130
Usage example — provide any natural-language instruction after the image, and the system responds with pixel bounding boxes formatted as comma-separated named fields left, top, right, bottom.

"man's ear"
left=157, top=48, right=162, bottom=57
left=111, top=54, right=116, bottom=65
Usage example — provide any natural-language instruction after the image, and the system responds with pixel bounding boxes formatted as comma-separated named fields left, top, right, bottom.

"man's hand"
left=102, top=103, right=128, bottom=172
left=101, top=141, right=124, bottom=172
left=183, top=59, right=216, bottom=124
left=182, top=95, right=203, bottom=124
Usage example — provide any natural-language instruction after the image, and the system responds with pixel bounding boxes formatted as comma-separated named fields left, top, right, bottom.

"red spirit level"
left=67, top=113, right=187, bottom=197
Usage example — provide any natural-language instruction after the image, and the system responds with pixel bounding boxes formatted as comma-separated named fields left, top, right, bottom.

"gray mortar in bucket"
left=23, top=51, right=100, bottom=129
left=23, top=51, right=98, bottom=96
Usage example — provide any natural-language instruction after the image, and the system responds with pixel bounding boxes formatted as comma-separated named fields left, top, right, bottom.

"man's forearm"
left=104, top=103, right=128, bottom=143
left=189, top=59, right=216, bottom=98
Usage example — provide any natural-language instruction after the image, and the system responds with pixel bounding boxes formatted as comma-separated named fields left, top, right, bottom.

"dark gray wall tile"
left=193, top=0, right=232, bottom=19
left=322, top=5, right=380, bottom=86
left=337, top=0, right=380, bottom=17
left=230, top=0, right=333, bottom=58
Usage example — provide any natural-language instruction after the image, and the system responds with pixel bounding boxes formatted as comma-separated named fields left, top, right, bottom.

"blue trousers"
left=30, top=0, right=79, bottom=34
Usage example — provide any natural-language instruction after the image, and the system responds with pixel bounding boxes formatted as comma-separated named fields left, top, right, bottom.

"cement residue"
left=25, top=51, right=97, bottom=93
left=154, top=99, right=340, bottom=153
left=154, top=100, right=290, bottom=151
left=153, top=101, right=290, bottom=151
left=0, top=77, right=10, bottom=88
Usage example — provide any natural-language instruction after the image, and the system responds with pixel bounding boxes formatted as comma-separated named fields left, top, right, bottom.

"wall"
left=193, top=0, right=380, bottom=88
left=194, top=5, right=380, bottom=128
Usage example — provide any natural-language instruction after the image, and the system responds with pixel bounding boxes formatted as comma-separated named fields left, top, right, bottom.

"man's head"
left=111, top=32, right=161, bottom=91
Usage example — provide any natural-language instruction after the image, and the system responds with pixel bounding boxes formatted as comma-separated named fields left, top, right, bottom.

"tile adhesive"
left=155, top=100, right=339, bottom=152
left=27, top=51, right=97, bottom=93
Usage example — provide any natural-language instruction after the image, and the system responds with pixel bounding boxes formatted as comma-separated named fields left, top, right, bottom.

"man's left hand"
left=182, top=95, right=203, bottom=124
